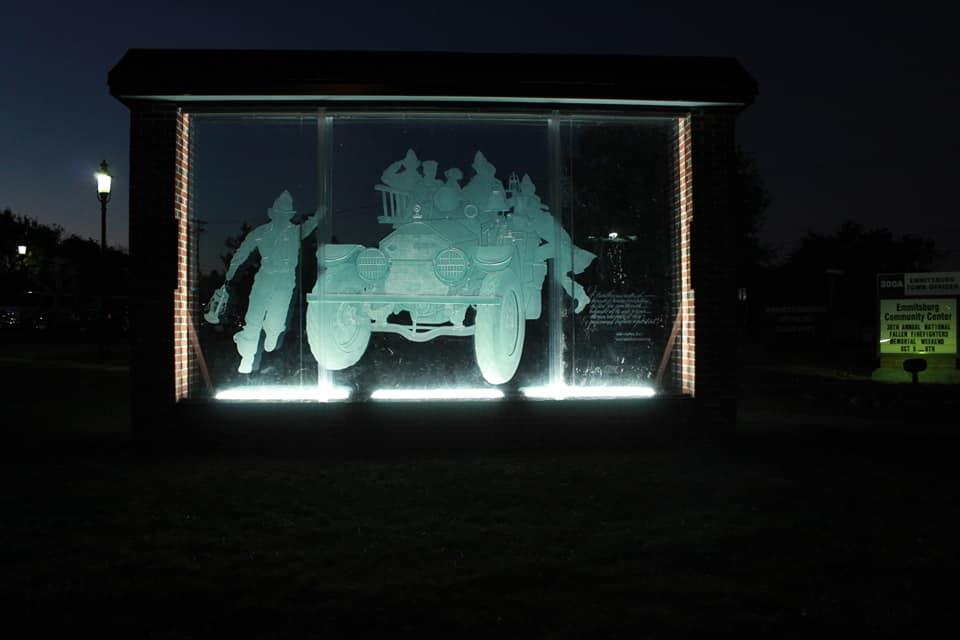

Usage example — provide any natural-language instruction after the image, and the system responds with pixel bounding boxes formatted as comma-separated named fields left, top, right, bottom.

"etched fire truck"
left=306, top=149, right=594, bottom=384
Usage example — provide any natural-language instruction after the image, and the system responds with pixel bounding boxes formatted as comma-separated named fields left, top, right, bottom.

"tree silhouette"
left=732, top=147, right=773, bottom=284
left=765, top=221, right=945, bottom=346
left=1, top=208, right=130, bottom=300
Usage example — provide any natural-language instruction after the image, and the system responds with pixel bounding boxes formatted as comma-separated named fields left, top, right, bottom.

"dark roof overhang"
left=109, top=49, right=757, bottom=108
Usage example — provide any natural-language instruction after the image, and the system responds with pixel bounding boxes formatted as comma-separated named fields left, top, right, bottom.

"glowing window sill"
left=371, top=388, right=504, bottom=401
left=521, top=385, right=656, bottom=400
left=215, top=385, right=351, bottom=402
left=213, top=385, right=656, bottom=402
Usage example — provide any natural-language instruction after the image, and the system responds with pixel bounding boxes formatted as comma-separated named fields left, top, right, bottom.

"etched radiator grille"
left=357, top=248, right=389, bottom=281
left=434, top=248, right=469, bottom=284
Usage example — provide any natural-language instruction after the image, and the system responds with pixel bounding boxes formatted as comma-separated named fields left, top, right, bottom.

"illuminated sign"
left=879, top=272, right=960, bottom=298
left=879, top=298, right=956, bottom=355
left=904, top=272, right=960, bottom=296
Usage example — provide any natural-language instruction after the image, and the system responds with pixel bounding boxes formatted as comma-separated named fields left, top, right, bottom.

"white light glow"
left=96, top=172, right=112, bottom=195
left=879, top=339, right=891, bottom=344
left=371, top=388, right=504, bottom=401
left=521, top=385, right=656, bottom=400
left=215, top=385, right=350, bottom=402
left=17, top=245, right=27, bottom=255
left=608, top=232, right=619, bottom=240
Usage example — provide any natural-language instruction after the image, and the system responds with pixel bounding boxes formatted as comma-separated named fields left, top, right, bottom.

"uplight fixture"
left=215, top=385, right=351, bottom=402
left=371, top=388, right=504, bottom=401
left=521, top=385, right=656, bottom=400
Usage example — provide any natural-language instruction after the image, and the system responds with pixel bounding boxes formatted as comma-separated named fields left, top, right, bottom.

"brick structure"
left=110, top=51, right=755, bottom=441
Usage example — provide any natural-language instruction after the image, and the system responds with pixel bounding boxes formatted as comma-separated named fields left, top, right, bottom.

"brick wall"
left=128, top=102, right=184, bottom=436
left=173, top=113, right=198, bottom=401
left=688, top=108, right=741, bottom=418
left=674, top=115, right=695, bottom=396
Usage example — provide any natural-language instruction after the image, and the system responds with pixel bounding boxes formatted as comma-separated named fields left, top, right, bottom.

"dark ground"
left=2, top=342, right=959, bottom=637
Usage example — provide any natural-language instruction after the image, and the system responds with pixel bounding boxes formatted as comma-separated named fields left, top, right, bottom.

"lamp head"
left=96, top=160, right=112, bottom=200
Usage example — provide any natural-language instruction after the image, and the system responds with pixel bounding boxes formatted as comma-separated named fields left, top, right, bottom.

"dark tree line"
left=763, top=221, right=945, bottom=338
left=0, top=207, right=130, bottom=305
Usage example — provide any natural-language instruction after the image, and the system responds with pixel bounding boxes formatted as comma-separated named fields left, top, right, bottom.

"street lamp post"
left=96, top=161, right=112, bottom=353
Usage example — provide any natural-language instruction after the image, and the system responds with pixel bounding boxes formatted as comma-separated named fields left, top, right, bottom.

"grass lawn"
left=3, top=362, right=958, bottom=636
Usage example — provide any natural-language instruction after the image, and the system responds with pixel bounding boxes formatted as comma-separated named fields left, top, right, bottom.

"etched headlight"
left=357, top=248, right=389, bottom=282
left=434, top=247, right=469, bottom=284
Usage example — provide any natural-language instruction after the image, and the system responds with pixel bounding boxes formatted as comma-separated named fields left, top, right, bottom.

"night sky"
left=2, top=1, right=957, bottom=266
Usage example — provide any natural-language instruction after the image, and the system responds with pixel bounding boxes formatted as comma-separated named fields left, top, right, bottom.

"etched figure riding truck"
left=306, top=149, right=596, bottom=384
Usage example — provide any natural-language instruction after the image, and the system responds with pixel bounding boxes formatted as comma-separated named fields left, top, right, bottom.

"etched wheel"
left=474, top=271, right=525, bottom=384
left=307, top=274, right=371, bottom=370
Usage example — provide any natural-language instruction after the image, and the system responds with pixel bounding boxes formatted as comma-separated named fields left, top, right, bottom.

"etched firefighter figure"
left=206, top=190, right=319, bottom=374
left=511, top=173, right=594, bottom=312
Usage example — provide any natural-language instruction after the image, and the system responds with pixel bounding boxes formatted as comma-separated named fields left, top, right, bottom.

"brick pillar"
left=674, top=115, right=695, bottom=396
left=173, top=113, right=198, bottom=401
left=128, top=102, right=184, bottom=438
left=688, top=108, right=741, bottom=422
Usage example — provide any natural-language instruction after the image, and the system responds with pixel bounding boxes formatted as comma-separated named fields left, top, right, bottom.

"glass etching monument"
left=110, top=50, right=757, bottom=427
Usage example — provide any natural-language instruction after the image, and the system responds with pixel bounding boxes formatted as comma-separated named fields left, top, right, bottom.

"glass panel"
left=192, top=116, right=319, bottom=396
left=316, top=115, right=552, bottom=397
left=564, top=117, right=680, bottom=395
left=187, top=111, right=682, bottom=401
